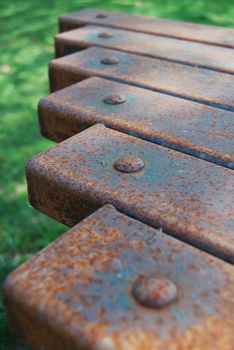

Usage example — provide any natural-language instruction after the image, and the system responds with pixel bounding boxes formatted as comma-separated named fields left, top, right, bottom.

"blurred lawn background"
left=0, top=0, right=233, bottom=348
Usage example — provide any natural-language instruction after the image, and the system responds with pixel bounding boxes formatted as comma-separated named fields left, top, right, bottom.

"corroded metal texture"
left=39, top=77, right=234, bottom=169
left=55, top=25, right=234, bottom=74
left=49, top=47, right=234, bottom=111
left=26, top=124, right=234, bottom=263
left=4, top=205, right=234, bottom=350
left=58, top=9, right=234, bottom=49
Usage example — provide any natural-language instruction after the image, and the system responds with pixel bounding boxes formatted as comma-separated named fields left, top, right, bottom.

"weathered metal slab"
left=49, top=47, right=234, bottom=111
left=59, top=9, right=234, bottom=49
left=4, top=205, right=234, bottom=350
left=55, top=25, right=234, bottom=74
left=26, top=124, right=234, bottom=263
left=39, top=77, right=234, bottom=169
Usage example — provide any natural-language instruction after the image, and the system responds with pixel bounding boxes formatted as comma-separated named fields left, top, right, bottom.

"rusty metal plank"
left=39, top=77, right=234, bottom=169
left=4, top=205, right=234, bottom=350
left=26, top=124, right=234, bottom=263
left=49, top=47, right=234, bottom=111
left=59, top=9, right=234, bottom=49
left=55, top=25, right=234, bottom=74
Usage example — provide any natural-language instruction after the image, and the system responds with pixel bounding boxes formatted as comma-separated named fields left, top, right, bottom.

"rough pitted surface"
left=26, top=124, right=234, bottom=263
left=39, top=77, right=234, bottom=169
left=55, top=24, right=234, bottom=74
left=49, top=47, right=234, bottom=111
left=59, top=9, right=234, bottom=48
left=4, top=206, right=234, bottom=350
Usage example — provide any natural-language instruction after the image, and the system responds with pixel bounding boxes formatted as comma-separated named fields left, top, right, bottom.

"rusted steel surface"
left=4, top=205, right=234, bottom=350
left=49, top=47, right=234, bottom=111
left=55, top=25, right=234, bottom=74
left=26, top=124, right=234, bottom=263
left=39, top=77, right=234, bottom=169
left=59, top=9, right=234, bottom=49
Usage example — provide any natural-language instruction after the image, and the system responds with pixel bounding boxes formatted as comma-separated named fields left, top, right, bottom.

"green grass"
left=0, top=0, right=233, bottom=348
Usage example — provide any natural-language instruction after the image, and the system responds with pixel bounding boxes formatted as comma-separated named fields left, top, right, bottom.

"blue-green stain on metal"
left=4, top=206, right=234, bottom=350
left=26, top=125, right=234, bottom=263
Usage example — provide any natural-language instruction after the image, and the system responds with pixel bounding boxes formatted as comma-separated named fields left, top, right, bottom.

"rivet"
left=132, top=275, right=178, bottom=308
left=98, top=32, right=114, bottom=39
left=96, top=14, right=108, bottom=19
left=114, top=157, right=144, bottom=173
left=100, top=57, right=120, bottom=65
left=103, top=94, right=126, bottom=105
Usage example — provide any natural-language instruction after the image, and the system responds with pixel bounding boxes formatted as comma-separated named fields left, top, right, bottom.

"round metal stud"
left=103, top=94, right=126, bottom=105
left=114, top=157, right=144, bottom=173
left=132, top=275, right=178, bottom=308
left=96, top=14, right=108, bottom=19
left=100, top=57, right=120, bottom=65
left=98, top=32, right=114, bottom=39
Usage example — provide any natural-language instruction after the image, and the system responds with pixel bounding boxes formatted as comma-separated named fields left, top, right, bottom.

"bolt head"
left=103, top=94, right=126, bottom=105
left=132, top=275, right=178, bottom=308
left=98, top=32, right=114, bottom=39
left=96, top=14, right=108, bottom=19
left=114, top=157, right=144, bottom=173
left=100, top=57, right=120, bottom=65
